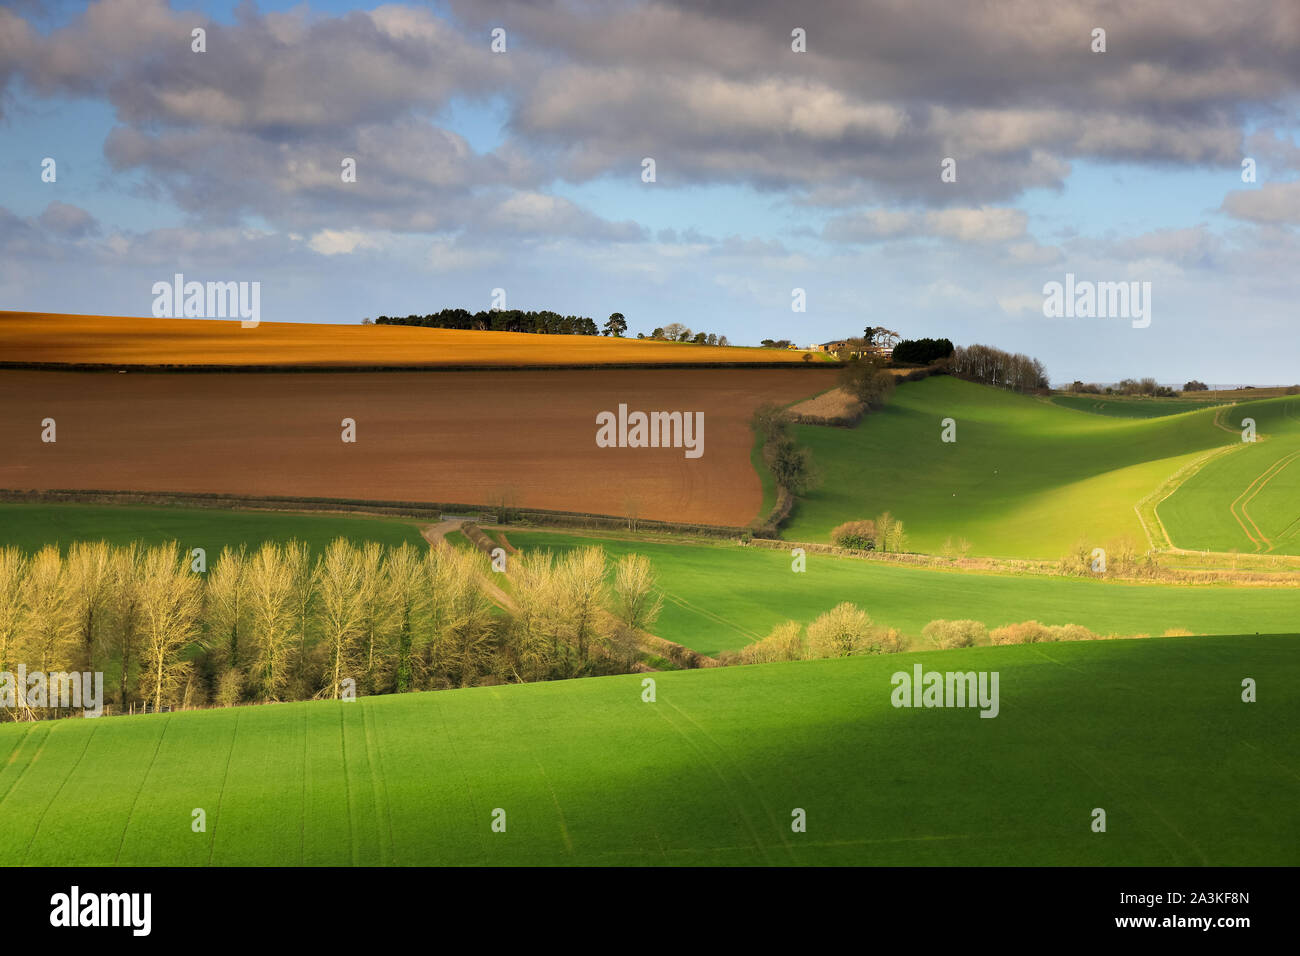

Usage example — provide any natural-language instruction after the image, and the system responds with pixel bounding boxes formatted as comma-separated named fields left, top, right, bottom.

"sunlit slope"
left=786, top=376, right=1247, bottom=558
left=504, top=531, right=1300, bottom=655
left=1, top=634, right=1295, bottom=866
left=1159, top=398, right=1300, bottom=555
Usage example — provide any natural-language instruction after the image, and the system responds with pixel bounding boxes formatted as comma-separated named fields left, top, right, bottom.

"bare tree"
left=22, top=545, right=75, bottom=674
left=108, top=543, right=144, bottom=710
left=315, top=538, right=366, bottom=699
left=385, top=542, right=429, bottom=693
left=0, top=547, right=34, bottom=720
left=204, top=545, right=249, bottom=671
left=137, top=544, right=203, bottom=712
left=66, top=540, right=113, bottom=672
left=246, top=542, right=296, bottom=701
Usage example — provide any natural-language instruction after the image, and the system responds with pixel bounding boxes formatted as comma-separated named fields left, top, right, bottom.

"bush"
left=866, top=627, right=908, bottom=655
left=839, top=357, right=896, bottom=408
left=831, top=520, right=876, bottom=550
left=990, top=620, right=1097, bottom=644
left=806, top=602, right=874, bottom=657
left=922, top=619, right=988, bottom=649
left=740, top=621, right=806, bottom=664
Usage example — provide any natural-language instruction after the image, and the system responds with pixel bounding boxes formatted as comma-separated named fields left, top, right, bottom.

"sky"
left=1, top=0, right=1298, bottom=384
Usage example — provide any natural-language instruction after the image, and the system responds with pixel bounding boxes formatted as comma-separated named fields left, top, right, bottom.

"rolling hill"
left=1, top=634, right=1293, bottom=866
left=783, top=375, right=1300, bottom=559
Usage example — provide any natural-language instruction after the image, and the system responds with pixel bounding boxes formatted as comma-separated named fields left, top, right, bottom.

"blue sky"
left=1, top=0, right=1298, bottom=383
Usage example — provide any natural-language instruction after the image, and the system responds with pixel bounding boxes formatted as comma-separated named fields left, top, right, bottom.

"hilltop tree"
left=603, top=313, right=627, bottom=337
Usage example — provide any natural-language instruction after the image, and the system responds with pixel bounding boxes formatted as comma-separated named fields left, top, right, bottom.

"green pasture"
left=1, top=634, right=1294, bottom=866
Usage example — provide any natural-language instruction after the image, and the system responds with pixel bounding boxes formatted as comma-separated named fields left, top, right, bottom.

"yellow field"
left=0, top=312, right=820, bottom=367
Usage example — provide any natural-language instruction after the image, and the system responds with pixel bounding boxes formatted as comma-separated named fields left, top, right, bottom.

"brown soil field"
left=0, top=368, right=831, bottom=526
left=0, top=312, right=826, bottom=368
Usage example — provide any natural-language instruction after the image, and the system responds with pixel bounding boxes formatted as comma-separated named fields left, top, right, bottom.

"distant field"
left=1050, top=393, right=1227, bottom=418
left=0, top=312, right=824, bottom=368
left=502, top=530, right=1300, bottom=655
left=0, top=367, right=827, bottom=526
left=1159, top=398, right=1300, bottom=554
left=0, top=502, right=424, bottom=554
left=2, top=634, right=1294, bottom=865
left=782, top=376, right=1299, bottom=558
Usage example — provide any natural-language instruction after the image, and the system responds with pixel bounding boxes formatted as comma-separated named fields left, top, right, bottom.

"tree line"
left=0, top=538, right=663, bottom=719
left=374, top=309, right=605, bottom=336
left=949, top=344, right=1048, bottom=392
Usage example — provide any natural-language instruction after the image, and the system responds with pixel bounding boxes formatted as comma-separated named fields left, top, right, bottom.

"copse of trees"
left=891, top=337, right=954, bottom=366
left=375, top=309, right=600, bottom=336
left=1114, top=377, right=1176, bottom=397
left=646, top=323, right=729, bottom=346
left=0, top=538, right=664, bottom=720
left=1183, top=380, right=1208, bottom=392
left=949, top=344, right=1048, bottom=393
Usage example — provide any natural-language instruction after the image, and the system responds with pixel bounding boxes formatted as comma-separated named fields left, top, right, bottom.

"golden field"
left=0, top=312, right=822, bottom=367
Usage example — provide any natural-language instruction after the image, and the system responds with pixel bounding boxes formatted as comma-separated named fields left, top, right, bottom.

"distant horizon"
left=2, top=0, right=1297, bottom=381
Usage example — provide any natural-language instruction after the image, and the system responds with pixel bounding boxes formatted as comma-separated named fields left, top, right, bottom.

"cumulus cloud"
left=1220, top=181, right=1300, bottom=224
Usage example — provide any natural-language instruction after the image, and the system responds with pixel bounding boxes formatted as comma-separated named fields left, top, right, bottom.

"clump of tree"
left=1113, top=377, right=1176, bottom=397
left=1066, top=380, right=1103, bottom=394
left=375, top=309, right=600, bottom=336
left=949, top=344, right=1048, bottom=392
left=1183, top=380, right=1208, bottom=392
left=839, top=355, right=896, bottom=408
left=760, top=338, right=795, bottom=349
left=646, top=323, right=729, bottom=346
left=891, top=337, right=953, bottom=366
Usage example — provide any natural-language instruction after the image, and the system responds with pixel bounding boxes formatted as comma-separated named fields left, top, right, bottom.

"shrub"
left=741, top=621, right=806, bottom=664
left=806, top=602, right=874, bottom=657
left=867, top=627, right=908, bottom=655
left=922, top=619, right=988, bottom=649
left=989, top=620, right=1053, bottom=645
left=831, top=520, right=876, bottom=550
left=990, top=620, right=1097, bottom=644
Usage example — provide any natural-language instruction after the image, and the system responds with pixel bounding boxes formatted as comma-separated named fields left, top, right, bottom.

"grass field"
left=1, top=634, right=1293, bottom=866
left=1158, top=399, right=1300, bottom=555
left=0, top=503, right=425, bottom=554
left=782, top=375, right=1299, bottom=558
left=502, top=530, right=1300, bottom=655
left=0, top=312, right=826, bottom=367
left=1049, top=394, right=1227, bottom=418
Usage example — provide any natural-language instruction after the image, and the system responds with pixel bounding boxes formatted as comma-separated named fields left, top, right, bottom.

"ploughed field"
left=0, top=368, right=827, bottom=527
left=0, top=312, right=819, bottom=368
left=1, top=634, right=1294, bottom=866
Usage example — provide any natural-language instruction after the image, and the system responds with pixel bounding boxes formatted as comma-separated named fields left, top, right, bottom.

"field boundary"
left=1137, top=443, right=1244, bottom=550
left=0, top=360, right=839, bottom=375
left=0, top=488, right=748, bottom=537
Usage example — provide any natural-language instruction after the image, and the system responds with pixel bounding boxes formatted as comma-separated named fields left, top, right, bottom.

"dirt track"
left=0, top=368, right=828, bottom=526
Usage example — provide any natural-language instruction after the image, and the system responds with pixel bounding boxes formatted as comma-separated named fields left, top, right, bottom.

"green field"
left=782, top=376, right=1300, bottom=558
left=1049, top=394, right=1226, bottom=418
left=0, top=503, right=426, bottom=554
left=503, top=531, right=1300, bottom=655
left=1158, top=399, right=1300, bottom=555
left=1, top=634, right=1293, bottom=866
